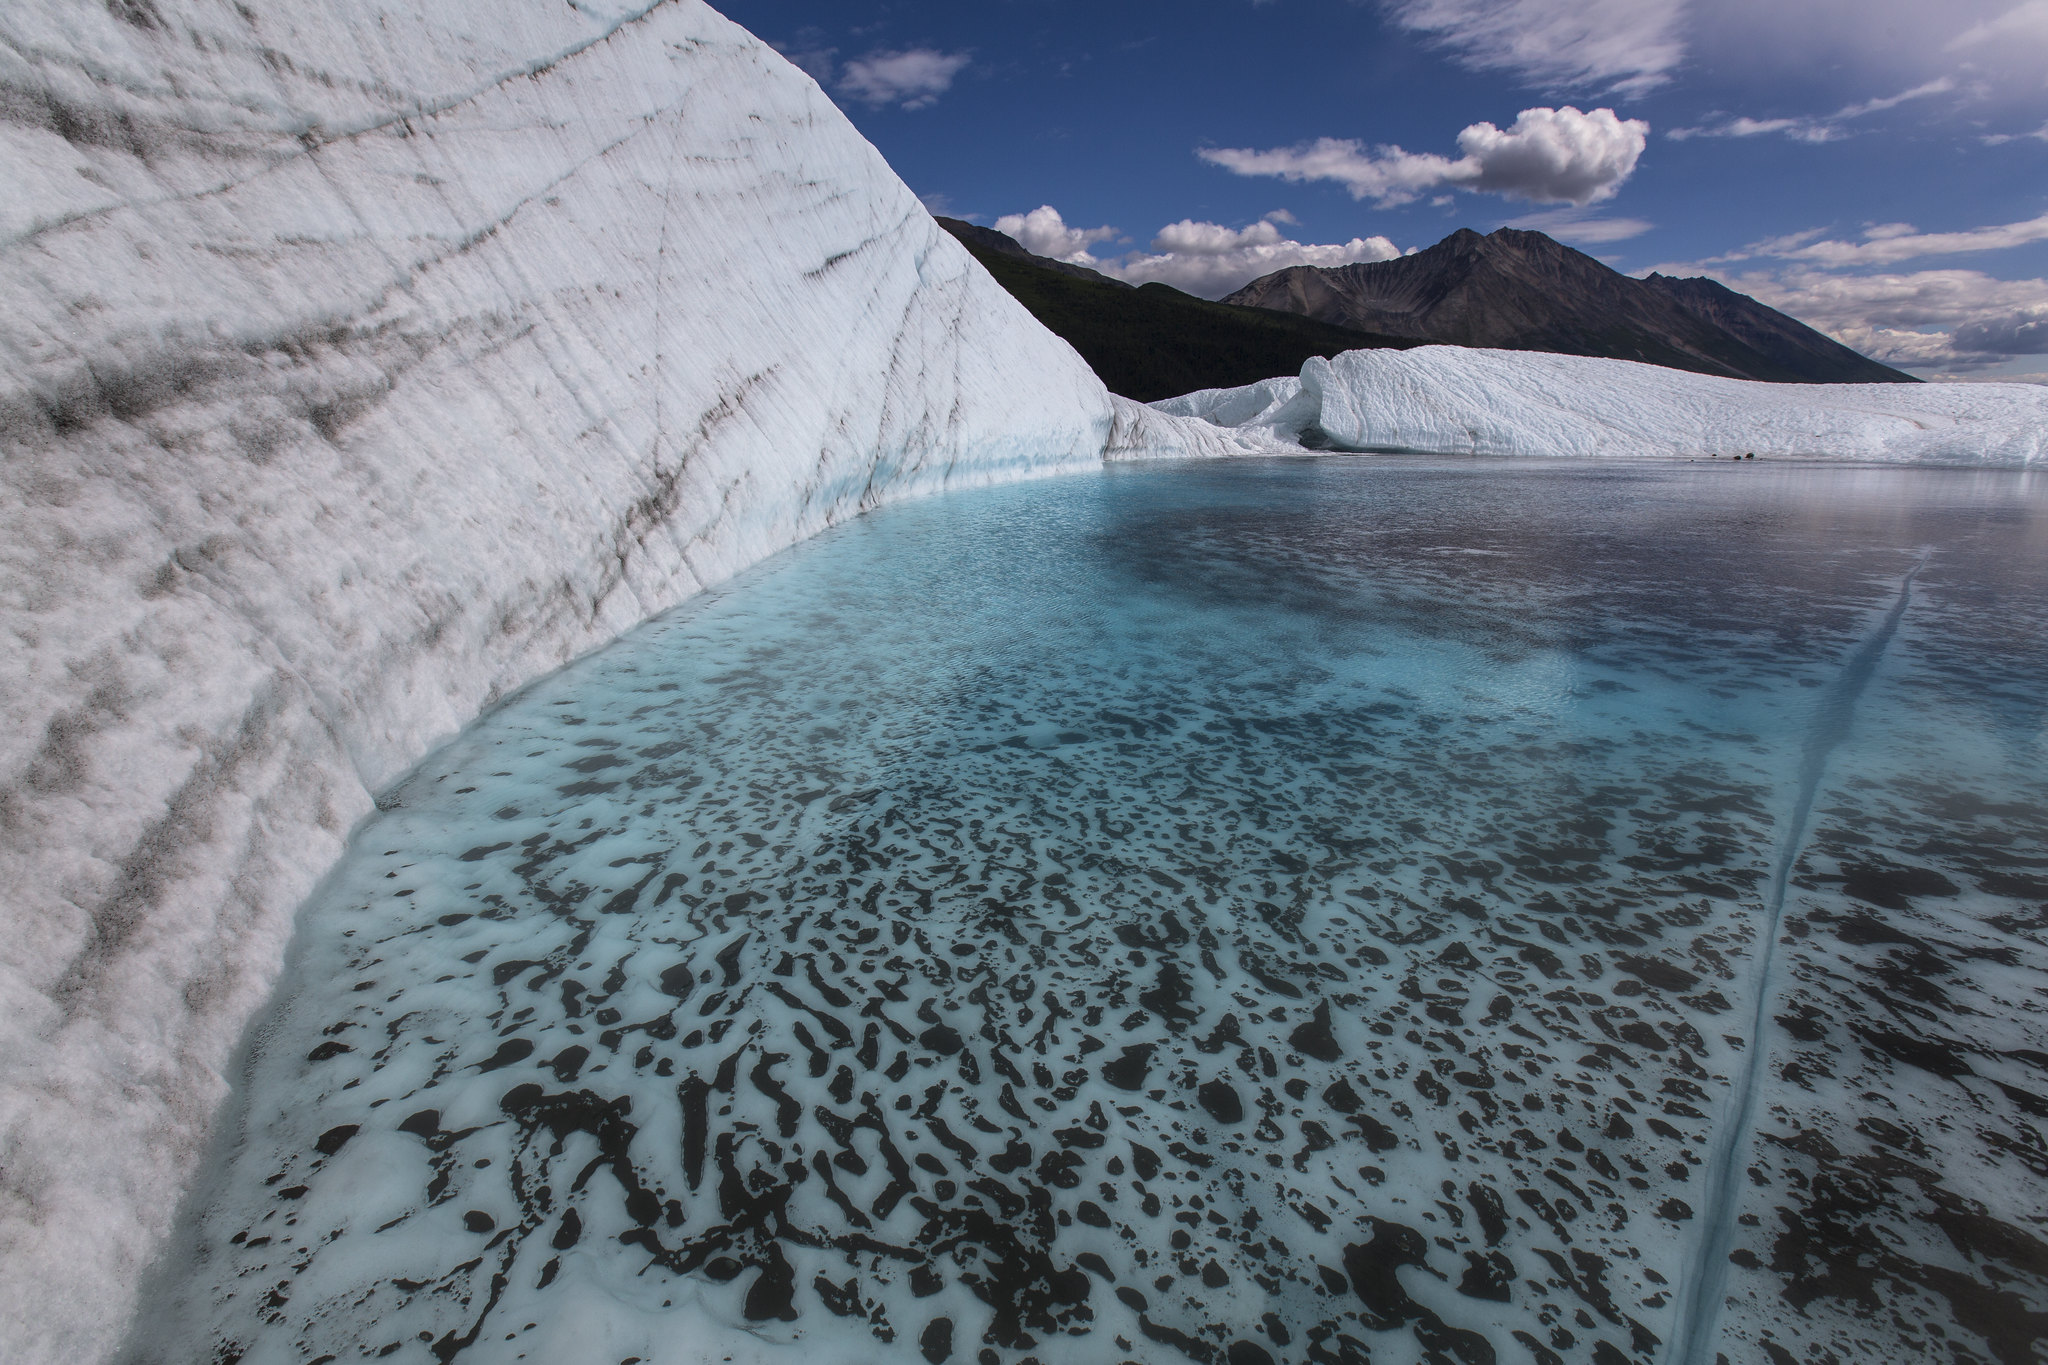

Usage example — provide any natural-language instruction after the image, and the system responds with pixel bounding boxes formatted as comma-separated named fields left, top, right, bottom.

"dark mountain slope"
left=937, top=217, right=1133, bottom=289
left=935, top=217, right=1415, bottom=402
left=1635, top=272, right=1902, bottom=383
left=1223, top=228, right=1913, bottom=384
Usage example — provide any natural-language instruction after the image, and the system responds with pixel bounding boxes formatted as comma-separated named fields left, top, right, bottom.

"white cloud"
left=1709, top=266, right=2048, bottom=370
left=1730, top=267, right=2048, bottom=332
left=991, top=206, right=1123, bottom=263
left=1983, top=121, right=2048, bottom=144
left=1112, top=216, right=1403, bottom=297
left=1947, top=0, right=2048, bottom=52
left=837, top=49, right=972, bottom=110
left=1954, top=309, right=2048, bottom=353
left=1503, top=207, right=1654, bottom=243
left=1684, top=1, right=2048, bottom=114
left=1380, top=0, right=1687, bottom=95
left=1666, top=78, right=1955, bottom=143
left=1738, top=213, right=2048, bottom=267
left=1390, top=0, right=2042, bottom=101
left=1835, top=79, right=1962, bottom=119
left=992, top=207, right=1403, bottom=299
left=1202, top=106, right=1648, bottom=208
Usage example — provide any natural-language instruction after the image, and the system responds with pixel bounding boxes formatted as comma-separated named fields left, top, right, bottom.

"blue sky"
left=717, top=0, right=2048, bottom=379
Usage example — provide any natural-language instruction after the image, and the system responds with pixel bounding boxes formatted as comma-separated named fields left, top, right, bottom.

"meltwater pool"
left=136, top=458, right=2048, bottom=1365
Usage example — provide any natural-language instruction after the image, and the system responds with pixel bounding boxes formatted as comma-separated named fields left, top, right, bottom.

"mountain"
left=1222, top=228, right=1914, bottom=384
left=937, top=217, right=1417, bottom=401
left=936, top=216, right=1134, bottom=288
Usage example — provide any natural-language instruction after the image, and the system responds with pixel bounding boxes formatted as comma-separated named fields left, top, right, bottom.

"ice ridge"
left=1155, top=346, right=2048, bottom=464
left=0, top=1, right=1237, bottom=1359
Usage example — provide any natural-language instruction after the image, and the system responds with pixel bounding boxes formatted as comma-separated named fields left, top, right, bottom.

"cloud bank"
left=1687, top=267, right=2048, bottom=372
left=1202, top=106, right=1649, bottom=208
left=1642, top=206, right=2048, bottom=375
left=989, top=207, right=1402, bottom=299
left=1730, top=213, right=2048, bottom=269
left=837, top=49, right=971, bottom=110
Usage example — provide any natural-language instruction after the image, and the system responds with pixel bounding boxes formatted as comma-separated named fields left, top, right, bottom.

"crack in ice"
left=1670, top=546, right=1932, bottom=1365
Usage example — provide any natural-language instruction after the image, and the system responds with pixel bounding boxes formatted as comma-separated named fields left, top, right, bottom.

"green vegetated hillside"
left=937, top=219, right=1413, bottom=402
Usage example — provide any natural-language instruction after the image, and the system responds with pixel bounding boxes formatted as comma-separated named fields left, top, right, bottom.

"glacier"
left=124, top=459, right=2048, bottom=1365
left=1155, top=346, right=2048, bottom=464
left=4, top=0, right=2040, bottom=1360
left=0, top=1, right=1268, bottom=1358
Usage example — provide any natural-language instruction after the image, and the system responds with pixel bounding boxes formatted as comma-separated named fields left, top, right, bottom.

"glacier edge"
left=1155, top=346, right=2048, bottom=465
left=0, top=2, right=1254, bottom=1359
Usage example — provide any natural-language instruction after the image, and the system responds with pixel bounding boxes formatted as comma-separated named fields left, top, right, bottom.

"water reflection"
left=136, top=459, right=2048, bottom=1365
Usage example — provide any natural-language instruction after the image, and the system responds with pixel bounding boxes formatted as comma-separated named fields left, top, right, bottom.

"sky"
left=715, top=0, right=2048, bottom=381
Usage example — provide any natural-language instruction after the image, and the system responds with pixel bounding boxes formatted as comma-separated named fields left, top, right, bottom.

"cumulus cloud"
left=991, top=207, right=1402, bottom=299
left=837, top=49, right=972, bottom=110
left=1202, top=106, right=1649, bottom=208
left=1113, top=217, right=1403, bottom=297
left=992, top=206, right=1123, bottom=263
left=1706, top=266, right=2048, bottom=370
left=1380, top=0, right=1687, bottom=95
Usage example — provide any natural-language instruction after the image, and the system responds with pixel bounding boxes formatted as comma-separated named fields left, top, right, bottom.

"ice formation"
left=132, top=463, right=2048, bottom=1365
left=0, top=1, right=1270, bottom=1357
left=1155, top=346, right=2048, bottom=464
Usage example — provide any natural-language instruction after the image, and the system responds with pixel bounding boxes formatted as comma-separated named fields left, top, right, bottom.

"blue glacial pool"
left=138, top=458, right=2048, bottom=1365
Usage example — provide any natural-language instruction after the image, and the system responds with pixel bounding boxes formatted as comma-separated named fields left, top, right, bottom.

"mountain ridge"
left=1223, top=228, right=1914, bottom=385
left=935, top=217, right=1419, bottom=401
left=935, top=216, right=1134, bottom=289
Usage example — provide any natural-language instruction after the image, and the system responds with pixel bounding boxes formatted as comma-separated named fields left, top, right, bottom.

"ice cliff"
left=1157, top=345, right=2048, bottom=464
left=0, top=1, right=1254, bottom=1357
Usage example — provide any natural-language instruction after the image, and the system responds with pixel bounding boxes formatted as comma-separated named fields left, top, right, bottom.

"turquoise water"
left=139, top=459, right=2048, bottom=1365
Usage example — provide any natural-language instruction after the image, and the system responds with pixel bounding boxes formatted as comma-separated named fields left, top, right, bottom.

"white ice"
left=1155, top=345, right=2048, bottom=465
left=0, top=2, right=1244, bottom=1359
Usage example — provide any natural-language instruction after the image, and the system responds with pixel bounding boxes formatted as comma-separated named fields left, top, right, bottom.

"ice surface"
left=1155, top=347, right=2048, bottom=464
left=136, top=460, right=2048, bottom=1365
left=0, top=1, right=1237, bottom=1356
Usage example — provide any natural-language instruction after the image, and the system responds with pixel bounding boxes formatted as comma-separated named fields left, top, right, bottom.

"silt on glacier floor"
left=132, top=459, right=2048, bottom=1365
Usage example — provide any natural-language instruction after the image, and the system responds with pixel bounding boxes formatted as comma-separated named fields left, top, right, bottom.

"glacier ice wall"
left=1106, top=395, right=1291, bottom=461
left=0, top=1, right=1134, bottom=1358
left=1156, top=346, right=2048, bottom=464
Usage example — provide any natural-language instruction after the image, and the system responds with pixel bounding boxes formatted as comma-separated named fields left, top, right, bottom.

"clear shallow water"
left=137, top=459, right=2048, bottom=1365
